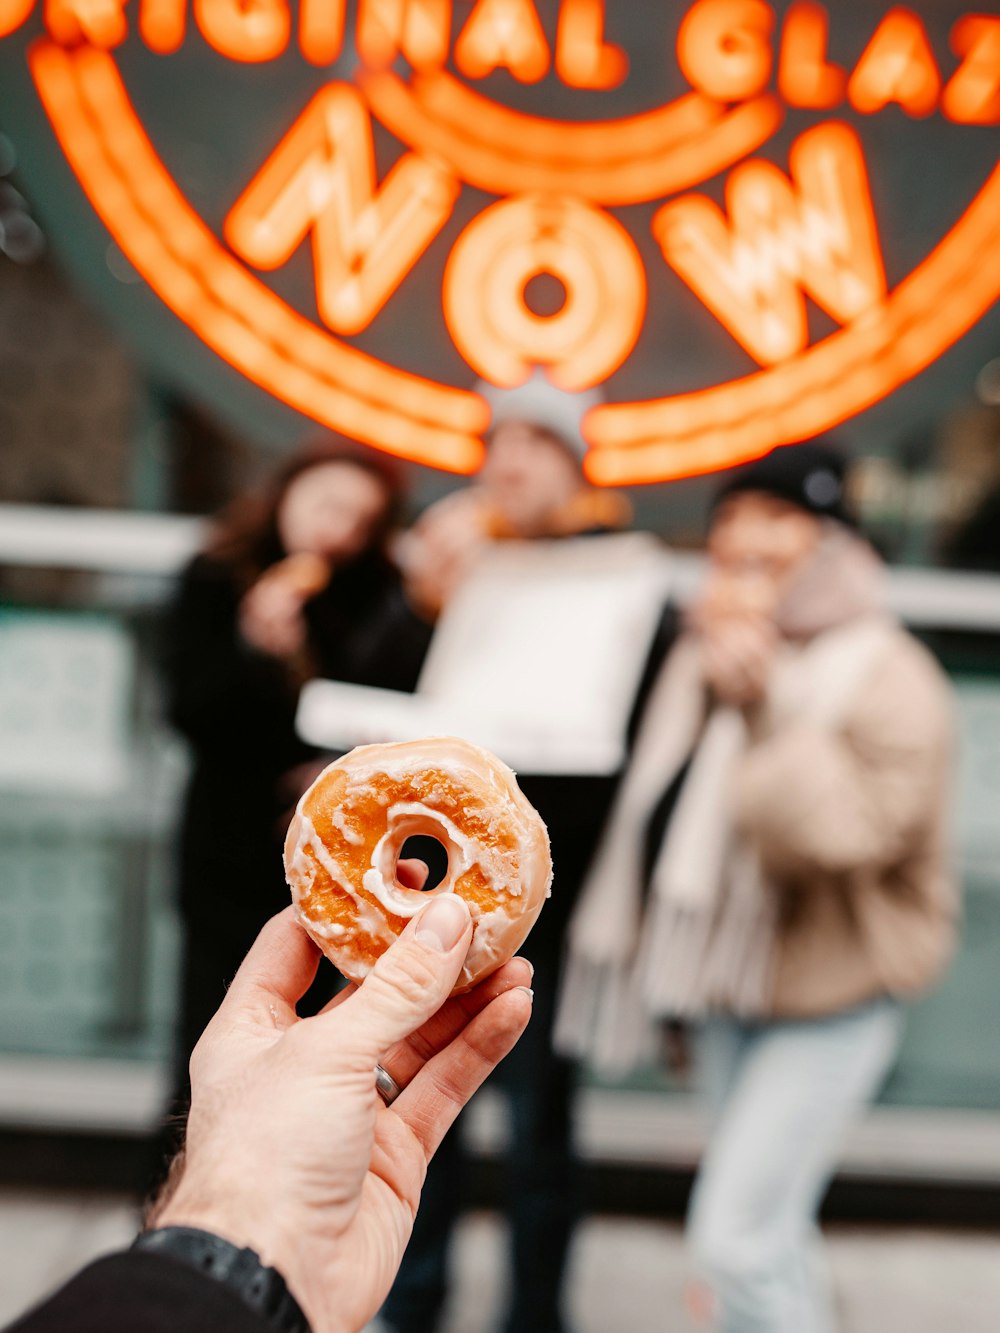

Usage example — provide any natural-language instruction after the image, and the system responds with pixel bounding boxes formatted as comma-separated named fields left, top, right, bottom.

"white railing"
left=0, top=504, right=204, bottom=575
left=4, top=503, right=1000, bottom=631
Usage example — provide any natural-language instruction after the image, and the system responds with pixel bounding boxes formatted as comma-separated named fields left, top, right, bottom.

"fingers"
left=396, top=858, right=429, bottom=891
left=324, top=895, right=472, bottom=1063
left=377, top=956, right=532, bottom=1090
left=222, top=908, right=321, bottom=1020
left=239, top=578, right=308, bottom=657
left=393, top=986, right=532, bottom=1159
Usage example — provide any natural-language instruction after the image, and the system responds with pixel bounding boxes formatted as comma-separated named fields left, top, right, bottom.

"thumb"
left=334, top=894, right=472, bottom=1059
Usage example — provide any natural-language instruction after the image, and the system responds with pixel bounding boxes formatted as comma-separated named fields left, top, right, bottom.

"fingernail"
left=414, top=894, right=469, bottom=952
left=515, top=987, right=534, bottom=1001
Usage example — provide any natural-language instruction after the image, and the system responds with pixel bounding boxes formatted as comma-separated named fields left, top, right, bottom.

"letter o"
left=443, top=194, right=646, bottom=391
left=677, top=0, right=775, bottom=102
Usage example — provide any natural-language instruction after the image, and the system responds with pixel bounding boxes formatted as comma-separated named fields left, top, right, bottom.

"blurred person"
left=160, top=438, right=431, bottom=1170
left=557, top=442, right=958, bottom=1333
left=381, top=372, right=635, bottom=1333
left=401, top=374, right=631, bottom=619
left=941, top=403, right=1000, bottom=571
left=10, top=888, right=534, bottom=1333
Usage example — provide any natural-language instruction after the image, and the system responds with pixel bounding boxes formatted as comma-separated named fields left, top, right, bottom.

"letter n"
left=225, top=84, right=459, bottom=334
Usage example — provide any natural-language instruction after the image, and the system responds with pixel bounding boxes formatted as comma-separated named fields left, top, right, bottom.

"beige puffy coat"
left=735, top=626, right=957, bottom=1017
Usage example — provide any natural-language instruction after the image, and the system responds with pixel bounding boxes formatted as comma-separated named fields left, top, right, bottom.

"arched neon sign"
left=2, top=0, right=999, bottom=482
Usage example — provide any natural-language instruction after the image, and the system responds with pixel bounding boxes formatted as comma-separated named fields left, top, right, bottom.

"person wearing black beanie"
left=711, top=440, right=853, bottom=527
left=557, top=439, right=958, bottom=1333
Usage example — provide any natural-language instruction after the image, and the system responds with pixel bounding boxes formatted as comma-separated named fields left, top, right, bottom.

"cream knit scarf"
left=554, top=528, right=894, bottom=1076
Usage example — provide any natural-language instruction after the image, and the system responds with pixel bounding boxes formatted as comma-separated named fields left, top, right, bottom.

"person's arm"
left=164, top=557, right=299, bottom=752
left=733, top=640, right=953, bottom=878
left=305, top=570, right=434, bottom=695
left=7, top=1249, right=277, bottom=1333
left=11, top=894, right=531, bottom=1333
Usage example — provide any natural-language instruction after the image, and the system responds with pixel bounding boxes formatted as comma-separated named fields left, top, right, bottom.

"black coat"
left=166, top=550, right=431, bottom=931
left=7, top=1252, right=272, bottom=1333
left=162, top=549, right=431, bottom=1069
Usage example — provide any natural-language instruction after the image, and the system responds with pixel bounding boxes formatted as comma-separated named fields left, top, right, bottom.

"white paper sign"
left=297, top=533, right=672, bottom=775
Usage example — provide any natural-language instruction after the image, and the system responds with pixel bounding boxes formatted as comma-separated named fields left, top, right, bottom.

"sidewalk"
left=2, top=1190, right=997, bottom=1331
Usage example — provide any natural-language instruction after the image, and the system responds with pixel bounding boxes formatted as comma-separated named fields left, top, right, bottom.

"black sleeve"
left=164, top=556, right=299, bottom=755
left=343, top=581, right=434, bottom=693
left=303, top=569, right=433, bottom=695
left=6, top=1252, right=275, bottom=1333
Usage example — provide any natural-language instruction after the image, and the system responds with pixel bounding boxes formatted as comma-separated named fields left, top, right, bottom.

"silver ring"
left=375, top=1063, right=402, bottom=1106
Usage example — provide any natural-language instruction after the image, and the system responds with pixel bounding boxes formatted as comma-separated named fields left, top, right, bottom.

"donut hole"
left=397, top=834, right=449, bottom=891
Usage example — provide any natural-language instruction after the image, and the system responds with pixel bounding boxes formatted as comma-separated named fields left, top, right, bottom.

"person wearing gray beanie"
left=475, top=370, right=603, bottom=462
left=382, top=371, right=636, bottom=1333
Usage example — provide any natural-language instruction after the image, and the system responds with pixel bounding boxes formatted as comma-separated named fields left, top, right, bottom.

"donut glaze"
left=284, top=737, right=552, bottom=991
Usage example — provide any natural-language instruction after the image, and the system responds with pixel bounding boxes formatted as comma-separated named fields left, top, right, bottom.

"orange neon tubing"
left=27, top=42, right=1000, bottom=489
left=29, top=39, right=486, bottom=473
left=359, top=68, right=783, bottom=206
left=583, top=158, right=1000, bottom=485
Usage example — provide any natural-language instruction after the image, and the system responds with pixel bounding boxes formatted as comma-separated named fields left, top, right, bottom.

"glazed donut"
left=277, top=552, right=331, bottom=598
left=284, top=737, right=552, bottom=991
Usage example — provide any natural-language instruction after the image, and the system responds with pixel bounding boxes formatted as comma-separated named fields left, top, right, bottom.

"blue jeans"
left=687, top=999, right=904, bottom=1333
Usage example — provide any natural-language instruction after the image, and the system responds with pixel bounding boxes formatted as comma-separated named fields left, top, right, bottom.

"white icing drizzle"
left=331, top=805, right=364, bottom=846
left=287, top=841, right=316, bottom=891
left=468, top=903, right=516, bottom=970
left=291, top=813, right=390, bottom=944
left=287, top=738, right=552, bottom=988
left=362, top=800, right=477, bottom=918
left=345, top=741, right=499, bottom=796
left=299, top=915, right=346, bottom=940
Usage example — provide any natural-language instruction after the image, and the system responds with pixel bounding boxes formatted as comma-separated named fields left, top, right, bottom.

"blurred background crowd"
left=2, top=1, right=1000, bottom=1330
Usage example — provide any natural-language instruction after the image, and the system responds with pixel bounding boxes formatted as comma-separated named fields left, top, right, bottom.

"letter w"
left=225, top=84, right=459, bottom=334
left=653, top=123, right=886, bottom=365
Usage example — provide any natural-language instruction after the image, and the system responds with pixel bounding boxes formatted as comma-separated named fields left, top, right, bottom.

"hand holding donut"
left=152, top=901, right=533, bottom=1333
left=699, top=610, right=778, bottom=708
left=397, top=490, right=497, bottom=619
left=286, top=737, right=552, bottom=993
left=239, top=553, right=331, bottom=659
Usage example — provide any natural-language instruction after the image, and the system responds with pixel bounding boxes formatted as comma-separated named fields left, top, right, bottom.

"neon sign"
left=2, top=1, right=999, bottom=482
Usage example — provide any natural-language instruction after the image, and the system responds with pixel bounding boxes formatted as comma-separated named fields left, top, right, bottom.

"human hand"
left=239, top=555, right=329, bottom=658
left=154, top=896, right=532, bottom=1333
left=398, top=492, right=492, bottom=619
left=698, top=563, right=782, bottom=624
left=699, top=611, right=778, bottom=707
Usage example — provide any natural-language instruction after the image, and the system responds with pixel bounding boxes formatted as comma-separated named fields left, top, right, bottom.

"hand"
left=398, top=491, right=492, bottom=619
left=154, top=896, right=532, bottom=1333
left=700, top=612, right=778, bottom=707
left=698, top=565, right=782, bottom=623
left=239, top=557, right=325, bottom=658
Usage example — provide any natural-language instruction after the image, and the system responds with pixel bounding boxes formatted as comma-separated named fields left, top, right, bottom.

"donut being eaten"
left=284, top=736, right=552, bottom=992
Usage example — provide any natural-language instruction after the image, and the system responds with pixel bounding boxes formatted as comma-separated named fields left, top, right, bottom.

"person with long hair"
left=161, top=437, right=431, bottom=1146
